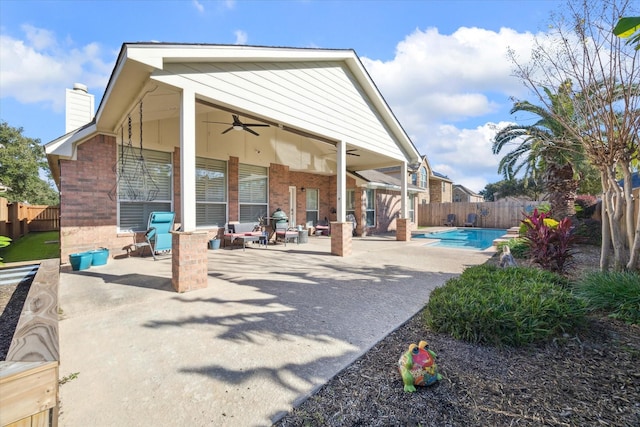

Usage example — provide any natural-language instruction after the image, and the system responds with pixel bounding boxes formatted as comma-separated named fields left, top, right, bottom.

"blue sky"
left=0, top=0, right=565, bottom=192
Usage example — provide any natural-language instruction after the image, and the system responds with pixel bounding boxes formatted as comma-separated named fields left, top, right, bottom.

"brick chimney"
left=65, top=83, right=95, bottom=133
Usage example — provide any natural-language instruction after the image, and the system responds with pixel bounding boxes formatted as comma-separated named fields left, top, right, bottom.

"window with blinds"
left=238, top=163, right=268, bottom=223
left=409, top=193, right=416, bottom=223
left=305, top=188, right=319, bottom=226
left=118, top=148, right=172, bottom=231
left=196, top=157, right=227, bottom=227
left=365, top=189, right=376, bottom=227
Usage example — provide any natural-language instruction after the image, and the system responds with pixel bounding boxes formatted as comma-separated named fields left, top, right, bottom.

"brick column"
left=171, top=231, right=208, bottom=293
left=396, top=218, right=412, bottom=241
left=330, top=222, right=352, bottom=256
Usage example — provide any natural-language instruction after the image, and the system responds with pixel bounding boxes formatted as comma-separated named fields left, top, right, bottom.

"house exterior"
left=429, top=171, right=453, bottom=203
left=45, top=43, right=421, bottom=290
left=350, top=169, right=426, bottom=235
left=453, top=184, right=484, bottom=203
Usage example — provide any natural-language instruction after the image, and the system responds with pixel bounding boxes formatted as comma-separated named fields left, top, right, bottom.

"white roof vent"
left=73, top=83, right=88, bottom=93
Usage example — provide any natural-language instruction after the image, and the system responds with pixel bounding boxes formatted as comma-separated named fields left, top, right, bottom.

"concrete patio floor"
left=58, top=233, right=494, bottom=426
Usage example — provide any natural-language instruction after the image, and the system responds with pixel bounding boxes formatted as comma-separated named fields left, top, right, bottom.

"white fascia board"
left=45, top=123, right=98, bottom=159
left=126, top=44, right=354, bottom=67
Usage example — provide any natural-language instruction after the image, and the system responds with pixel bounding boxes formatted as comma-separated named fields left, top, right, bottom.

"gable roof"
left=453, top=184, right=481, bottom=197
left=47, top=43, right=421, bottom=172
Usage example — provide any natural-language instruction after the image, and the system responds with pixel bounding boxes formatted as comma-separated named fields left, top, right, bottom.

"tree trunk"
left=605, top=170, right=627, bottom=271
left=545, top=162, right=578, bottom=219
left=628, top=203, right=640, bottom=271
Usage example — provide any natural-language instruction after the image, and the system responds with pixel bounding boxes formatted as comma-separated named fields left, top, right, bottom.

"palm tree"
left=492, top=82, right=592, bottom=219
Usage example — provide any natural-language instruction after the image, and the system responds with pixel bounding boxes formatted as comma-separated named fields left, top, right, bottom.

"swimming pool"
left=414, top=228, right=507, bottom=250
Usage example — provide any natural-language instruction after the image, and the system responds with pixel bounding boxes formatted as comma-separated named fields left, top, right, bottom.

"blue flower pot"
left=89, top=248, right=109, bottom=266
left=69, top=252, right=93, bottom=271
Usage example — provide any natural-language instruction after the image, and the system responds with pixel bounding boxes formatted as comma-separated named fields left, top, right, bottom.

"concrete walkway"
left=58, top=234, right=493, bottom=426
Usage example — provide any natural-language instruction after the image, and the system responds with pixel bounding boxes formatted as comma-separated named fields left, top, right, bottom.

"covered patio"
left=45, top=43, right=422, bottom=292
left=56, top=234, right=493, bottom=426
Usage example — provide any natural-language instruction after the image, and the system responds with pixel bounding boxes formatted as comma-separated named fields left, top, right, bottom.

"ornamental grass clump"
left=424, top=265, right=585, bottom=347
left=574, top=271, right=640, bottom=325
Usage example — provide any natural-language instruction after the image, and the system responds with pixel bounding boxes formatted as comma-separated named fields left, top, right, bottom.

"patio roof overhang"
left=46, top=43, right=421, bottom=171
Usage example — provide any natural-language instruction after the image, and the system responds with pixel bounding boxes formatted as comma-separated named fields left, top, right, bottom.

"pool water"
left=414, top=228, right=507, bottom=250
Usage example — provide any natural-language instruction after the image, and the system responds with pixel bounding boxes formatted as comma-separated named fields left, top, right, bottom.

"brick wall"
left=289, top=171, right=336, bottom=224
left=228, top=157, right=239, bottom=221
left=269, top=163, right=290, bottom=214
left=59, top=135, right=128, bottom=259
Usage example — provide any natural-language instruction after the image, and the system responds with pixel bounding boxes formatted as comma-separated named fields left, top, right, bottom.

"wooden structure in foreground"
left=0, top=258, right=60, bottom=427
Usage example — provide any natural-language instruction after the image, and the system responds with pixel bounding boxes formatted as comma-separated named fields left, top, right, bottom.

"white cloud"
left=361, top=26, right=543, bottom=191
left=0, top=26, right=113, bottom=112
left=234, top=30, right=248, bottom=45
left=192, top=0, right=204, bottom=13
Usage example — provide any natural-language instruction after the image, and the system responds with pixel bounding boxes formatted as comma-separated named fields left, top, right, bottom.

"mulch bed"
left=275, top=314, right=640, bottom=427
left=0, top=280, right=32, bottom=360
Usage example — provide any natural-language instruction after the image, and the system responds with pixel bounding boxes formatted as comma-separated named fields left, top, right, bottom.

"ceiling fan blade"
left=244, top=126, right=260, bottom=136
left=347, top=152, right=360, bottom=156
left=244, top=123, right=270, bottom=127
left=232, top=114, right=241, bottom=124
left=221, top=126, right=234, bottom=134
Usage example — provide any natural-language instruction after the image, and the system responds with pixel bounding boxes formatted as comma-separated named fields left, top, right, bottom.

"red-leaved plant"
left=521, top=209, right=575, bottom=275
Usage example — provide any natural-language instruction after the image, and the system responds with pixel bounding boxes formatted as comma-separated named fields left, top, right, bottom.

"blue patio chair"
left=464, top=213, right=478, bottom=227
left=136, top=211, right=175, bottom=260
left=443, top=214, right=456, bottom=226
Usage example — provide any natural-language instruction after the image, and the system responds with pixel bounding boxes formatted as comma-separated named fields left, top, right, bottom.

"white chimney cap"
left=73, top=83, right=88, bottom=93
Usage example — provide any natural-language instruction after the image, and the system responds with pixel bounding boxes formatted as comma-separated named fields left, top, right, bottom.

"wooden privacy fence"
left=0, top=198, right=59, bottom=240
left=418, top=201, right=545, bottom=229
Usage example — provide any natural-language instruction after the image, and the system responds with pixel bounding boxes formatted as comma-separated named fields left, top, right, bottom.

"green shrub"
left=497, top=238, right=529, bottom=259
left=574, top=271, right=640, bottom=325
left=424, top=265, right=584, bottom=347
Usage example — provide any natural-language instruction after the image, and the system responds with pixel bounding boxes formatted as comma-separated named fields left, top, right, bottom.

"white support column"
left=336, top=141, right=346, bottom=222
left=180, top=88, right=196, bottom=231
left=400, top=161, right=408, bottom=218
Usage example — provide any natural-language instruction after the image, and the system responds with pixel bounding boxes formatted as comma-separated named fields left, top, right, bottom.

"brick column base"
left=171, top=231, right=209, bottom=293
left=396, top=218, right=412, bottom=241
left=330, top=222, right=352, bottom=256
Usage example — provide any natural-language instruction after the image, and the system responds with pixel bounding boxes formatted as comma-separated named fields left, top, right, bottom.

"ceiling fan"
left=204, top=114, right=270, bottom=136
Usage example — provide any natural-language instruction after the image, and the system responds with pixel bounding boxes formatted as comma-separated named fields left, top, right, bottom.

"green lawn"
left=0, top=231, right=60, bottom=263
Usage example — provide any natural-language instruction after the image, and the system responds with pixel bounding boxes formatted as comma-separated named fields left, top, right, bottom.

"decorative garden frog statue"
left=397, top=340, right=442, bottom=392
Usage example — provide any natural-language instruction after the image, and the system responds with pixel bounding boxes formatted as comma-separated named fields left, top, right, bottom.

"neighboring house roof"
left=453, top=184, right=482, bottom=198
left=431, top=170, right=453, bottom=183
left=46, top=43, right=421, bottom=184
left=618, top=172, right=640, bottom=189
left=353, top=169, right=425, bottom=193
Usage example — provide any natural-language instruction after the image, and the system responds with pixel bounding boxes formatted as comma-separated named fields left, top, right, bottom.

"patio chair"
left=315, top=217, right=330, bottom=236
left=443, top=214, right=456, bottom=227
left=274, top=221, right=299, bottom=246
left=346, top=213, right=357, bottom=236
left=135, top=211, right=175, bottom=260
left=464, top=213, right=478, bottom=227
